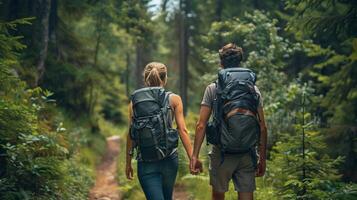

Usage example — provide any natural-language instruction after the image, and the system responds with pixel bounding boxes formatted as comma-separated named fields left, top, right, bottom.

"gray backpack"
left=130, top=87, right=178, bottom=162
left=206, top=68, right=260, bottom=154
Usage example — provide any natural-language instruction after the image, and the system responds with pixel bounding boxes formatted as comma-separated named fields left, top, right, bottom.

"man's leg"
left=233, top=153, right=256, bottom=200
left=238, top=192, right=253, bottom=200
left=212, top=188, right=225, bottom=200
left=209, top=146, right=237, bottom=200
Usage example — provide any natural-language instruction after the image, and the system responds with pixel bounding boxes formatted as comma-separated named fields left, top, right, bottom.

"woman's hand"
left=190, top=156, right=203, bottom=175
left=126, top=163, right=134, bottom=180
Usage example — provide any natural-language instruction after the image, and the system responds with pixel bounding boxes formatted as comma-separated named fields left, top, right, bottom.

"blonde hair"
left=143, top=62, right=167, bottom=87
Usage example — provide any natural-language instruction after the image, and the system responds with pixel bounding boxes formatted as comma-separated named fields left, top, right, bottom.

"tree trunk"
left=215, top=0, right=223, bottom=48
left=135, top=42, right=145, bottom=89
left=179, top=0, right=189, bottom=115
left=7, top=0, right=19, bottom=20
left=35, top=0, right=51, bottom=86
left=215, top=0, right=223, bottom=22
left=253, top=0, right=261, bottom=9
left=126, top=52, right=130, bottom=98
left=49, top=0, right=58, bottom=58
left=88, top=14, right=104, bottom=114
left=162, top=0, right=169, bottom=12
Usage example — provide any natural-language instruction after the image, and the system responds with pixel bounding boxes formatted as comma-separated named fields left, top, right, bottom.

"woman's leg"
left=161, top=153, right=179, bottom=200
left=138, top=161, right=165, bottom=200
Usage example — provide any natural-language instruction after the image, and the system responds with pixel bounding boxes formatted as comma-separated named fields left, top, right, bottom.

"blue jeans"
left=137, top=152, right=178, bottom=200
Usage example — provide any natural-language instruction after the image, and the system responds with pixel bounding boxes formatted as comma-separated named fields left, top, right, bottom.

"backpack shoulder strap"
left=162, top=91, right=172, bottom=108
left=158, top=91, right=173, bottom=130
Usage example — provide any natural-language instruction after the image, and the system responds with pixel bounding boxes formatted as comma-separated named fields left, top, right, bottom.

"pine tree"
left=268, top=83, right=357, bottom=200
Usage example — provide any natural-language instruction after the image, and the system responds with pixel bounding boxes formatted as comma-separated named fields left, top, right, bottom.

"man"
left=190, top=43, right=268, bottom=200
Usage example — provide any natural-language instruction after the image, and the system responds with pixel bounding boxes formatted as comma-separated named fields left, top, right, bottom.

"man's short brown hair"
left=219, top=43, right=243, bottom=68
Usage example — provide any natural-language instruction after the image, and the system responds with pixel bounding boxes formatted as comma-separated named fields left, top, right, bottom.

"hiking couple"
left=126, top=43, right=268, bottom=200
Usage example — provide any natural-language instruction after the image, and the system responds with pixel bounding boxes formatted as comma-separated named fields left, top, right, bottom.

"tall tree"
left=120, top=0, right=155, bottom=89
left=285, top=0, right=357, bottom=181
left=179, top=0, right=190, bottom=115
left=135, top=43, right=143, bottom=88
left=35, top=0, right=51, bottom=86
left=215, top=0, right=223, bottom=21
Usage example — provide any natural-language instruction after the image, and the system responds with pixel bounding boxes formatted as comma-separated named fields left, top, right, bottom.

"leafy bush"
left=0, top=18, right=99, bottom=200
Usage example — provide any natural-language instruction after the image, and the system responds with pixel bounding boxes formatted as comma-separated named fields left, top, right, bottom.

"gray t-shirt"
left=201, top=83, right=263, bottom=108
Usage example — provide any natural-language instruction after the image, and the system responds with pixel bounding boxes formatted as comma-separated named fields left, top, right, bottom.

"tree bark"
left=215, top=0, right=223, bottom=48
left=126, top=52, right=130, bottom=98
left=135, top=42, right=146, bottom=89
left=162, top=0, right=169, bottom=12
left=253, top=0, right=261, bottom=10
left=88, top=13, right=104, bottom=114
left=215, top=0, right=223, bottom=22
left=49, top=0, right=58, bottom=57
left=179, top=0, right=189, bottom=115
left=35, top=0, right=51, bottom=86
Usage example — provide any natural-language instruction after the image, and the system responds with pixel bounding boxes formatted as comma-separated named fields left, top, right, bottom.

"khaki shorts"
left=208, top=146, right=256, bottom=192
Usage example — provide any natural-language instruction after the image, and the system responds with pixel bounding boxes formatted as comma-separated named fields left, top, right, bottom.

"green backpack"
left=130, top=87, right=178, bottom=162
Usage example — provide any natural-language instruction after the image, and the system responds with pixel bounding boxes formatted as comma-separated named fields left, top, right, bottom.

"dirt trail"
left=89, top=136, right=121, bottom=200
left=173, top=183, right=190, bottom=200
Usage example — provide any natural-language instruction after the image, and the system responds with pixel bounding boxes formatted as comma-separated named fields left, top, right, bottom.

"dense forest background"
left=0, top=0, right=356, bottom=199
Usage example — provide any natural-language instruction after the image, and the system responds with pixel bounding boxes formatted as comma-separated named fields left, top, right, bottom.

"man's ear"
left=219, top=63, right=224, bottom=68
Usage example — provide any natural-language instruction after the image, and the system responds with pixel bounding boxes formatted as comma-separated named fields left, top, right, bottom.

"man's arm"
left=256, top=105, right=267, bottom=177
left=190, top=105, right=211, bottom=173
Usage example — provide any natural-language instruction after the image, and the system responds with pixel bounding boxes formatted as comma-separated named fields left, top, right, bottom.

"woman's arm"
left=171, top=94, right=193, bottom=160
left=125, top=102, right=134, bottom=180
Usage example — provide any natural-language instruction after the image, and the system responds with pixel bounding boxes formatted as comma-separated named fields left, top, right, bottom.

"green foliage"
left=119, top=0, right=155, bottom=42
left=0, top=18, right=100, bottom=200
left=285, top=0, right=357, bottom=42
left=1, top=1, right=356, bottom=199
left=285, top=0, right=357, bottom=181
left=0, top=18, right=32, bottom=63
left=267, top=84, right=356, bottom=199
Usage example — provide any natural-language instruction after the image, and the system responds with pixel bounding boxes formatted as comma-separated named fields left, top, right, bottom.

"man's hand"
left=190, top=156, right=203, bottom=175
left=126, top=163, right=134, bottom=180
left=255, top=157, right=266, bottom=177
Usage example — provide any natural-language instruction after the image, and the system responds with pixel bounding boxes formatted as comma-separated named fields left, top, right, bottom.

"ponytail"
left=143, top=62, right=167, bottom=87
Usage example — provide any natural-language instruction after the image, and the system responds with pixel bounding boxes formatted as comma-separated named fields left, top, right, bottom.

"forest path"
left=173, top=183, right=190, bottom=200
left=89, top=136, right=121, bottom=200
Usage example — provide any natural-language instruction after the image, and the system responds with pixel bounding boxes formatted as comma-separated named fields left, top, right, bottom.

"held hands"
left=189, top=156, right=203, bottom=175
left=125, top=162, right=134, bottom=180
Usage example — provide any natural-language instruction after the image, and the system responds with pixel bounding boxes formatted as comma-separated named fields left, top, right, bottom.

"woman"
left=125, top=62, right=201, bottom=200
